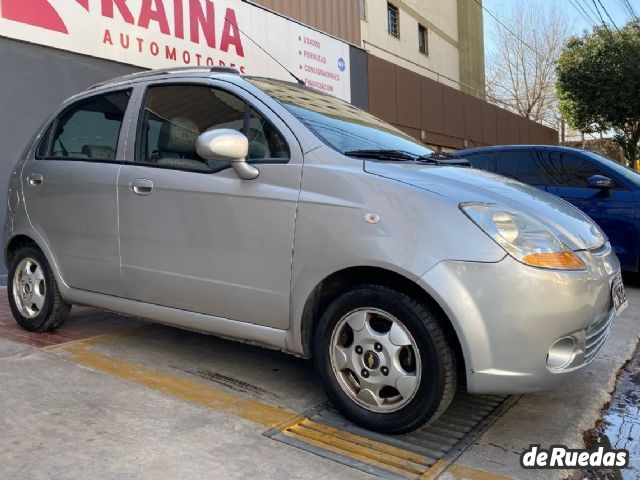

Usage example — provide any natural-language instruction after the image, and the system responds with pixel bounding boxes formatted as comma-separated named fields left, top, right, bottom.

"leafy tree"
left=556, top=23, right=640, bottom=163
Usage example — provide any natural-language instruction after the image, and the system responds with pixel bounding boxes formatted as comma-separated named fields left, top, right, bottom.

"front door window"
left=136, top=85, right=288, bottom=173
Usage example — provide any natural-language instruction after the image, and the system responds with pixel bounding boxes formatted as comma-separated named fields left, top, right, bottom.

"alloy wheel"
left=12, top=257, right=46, bottom=319
left=329, top=308, right=422, bottom=413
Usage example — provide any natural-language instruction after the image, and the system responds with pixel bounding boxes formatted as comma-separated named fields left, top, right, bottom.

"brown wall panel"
left=368, top=55, right=397, bottom=123
left=538, top=125, right=552, bottom=145
left=366, top=54, right=558, bottom=149
left=396, top=67, right=422, bottom=129
left=528, top=123, right=542, bottom=145
left=495, top=109, right=511, bottom=145
left=422, top=132, right=465, bottom=150
left=481, top=102, right=497, bottom=145
left=396, top=125, right=422, bottom=141
left=443, top=85, right=465, bottom=139
left=250, top=0, right=361, bottom=45
left=518, top=116, right=530, bottom=145
left=463, top=95, right=483, bottom=144
left=507, top=112, right=520, bottom=144
left=421, top=77, right=444, bottom=135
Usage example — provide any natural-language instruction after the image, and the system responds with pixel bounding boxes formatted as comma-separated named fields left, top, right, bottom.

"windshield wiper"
left=417, top=152, right=471, bottom=166
left=344, top=149, right=471, bottom=166
left=343, top=149, right=418, bottom=161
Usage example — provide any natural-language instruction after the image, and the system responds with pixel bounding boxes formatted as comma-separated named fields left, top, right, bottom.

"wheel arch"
left=5, top=234, right=40, bottom=269
left=4, top=233, right=67, bottom=295
left=299, top=266, right=466, bottom=386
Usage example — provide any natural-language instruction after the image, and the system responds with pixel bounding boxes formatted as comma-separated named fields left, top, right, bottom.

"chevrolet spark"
left=4, top=68, right=626, bottom=434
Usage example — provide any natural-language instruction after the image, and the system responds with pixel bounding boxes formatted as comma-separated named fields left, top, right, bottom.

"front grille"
left=584, top=309, right=614, bottom=363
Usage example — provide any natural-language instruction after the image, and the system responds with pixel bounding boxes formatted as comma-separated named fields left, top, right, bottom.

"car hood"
left=364, top=161, right=606, bottom=251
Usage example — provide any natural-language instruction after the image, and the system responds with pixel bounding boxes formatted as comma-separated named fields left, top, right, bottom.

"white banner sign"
left=0, top=0, right=351, bottom=101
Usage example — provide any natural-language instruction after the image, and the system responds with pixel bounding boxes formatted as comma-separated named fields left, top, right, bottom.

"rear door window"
left=45, top=90, right=131, bottom=161
left=497, top=150, right=555, bottom=185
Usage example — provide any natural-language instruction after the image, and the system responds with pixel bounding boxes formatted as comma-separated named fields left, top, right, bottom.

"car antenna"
left=223, top=14, right=306, bottom=87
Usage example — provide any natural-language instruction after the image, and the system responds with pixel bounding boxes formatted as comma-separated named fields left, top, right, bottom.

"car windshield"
left=246, top=78, right=432, bottom=158
left=583, top=150, right=640, bottom=185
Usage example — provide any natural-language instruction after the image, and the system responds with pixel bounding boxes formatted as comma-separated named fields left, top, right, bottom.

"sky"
left=482, top=0, right=637, bottom=52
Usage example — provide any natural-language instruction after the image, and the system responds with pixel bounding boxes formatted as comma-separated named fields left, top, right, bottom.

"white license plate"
left=612, top=276, right=628, bottom=316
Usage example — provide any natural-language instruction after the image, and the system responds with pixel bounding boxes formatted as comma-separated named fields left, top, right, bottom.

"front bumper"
left=419, top=244, right=620, bottom=394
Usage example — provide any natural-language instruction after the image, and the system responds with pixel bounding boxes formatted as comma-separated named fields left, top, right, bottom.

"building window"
left=387, top=3, right=399, bottom=38
left=419, top=24, right=428, bottom=55
left=359, top=0, right=367, bottom=20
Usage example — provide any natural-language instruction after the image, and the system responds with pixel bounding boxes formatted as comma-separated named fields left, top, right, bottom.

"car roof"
left=68, top=67, right=305, bottom=105
left=87, top=66, right=244, bottom=90
left=457, top=145, right=591, bottom=156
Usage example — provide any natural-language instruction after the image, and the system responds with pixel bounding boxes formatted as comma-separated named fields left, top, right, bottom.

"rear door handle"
left=27, top=174, right=43, bottom=187
left=130, top=179, right=153, bottom=196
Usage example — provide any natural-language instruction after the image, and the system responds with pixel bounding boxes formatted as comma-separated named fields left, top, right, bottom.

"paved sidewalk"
left=0, top=284, right=637, bottom=480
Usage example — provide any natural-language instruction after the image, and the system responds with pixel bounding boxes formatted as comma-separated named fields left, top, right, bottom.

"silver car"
left=4, top=68, right=626, bottom=433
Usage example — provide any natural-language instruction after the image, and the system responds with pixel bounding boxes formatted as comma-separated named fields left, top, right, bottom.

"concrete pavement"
left=0, top=284, right=638, bottom=480
left=0, top=335, right=370, bottom=480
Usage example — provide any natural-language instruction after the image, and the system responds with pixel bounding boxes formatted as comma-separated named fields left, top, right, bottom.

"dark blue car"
left=457, top=145, right=640, bottom=271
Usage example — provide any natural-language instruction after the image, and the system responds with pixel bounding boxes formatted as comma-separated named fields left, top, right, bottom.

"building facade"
left=252, top=0, right=486, bottom=97
left=359, top=0, right=482, bottom=95
left=249, top=0, right=555, bottom=150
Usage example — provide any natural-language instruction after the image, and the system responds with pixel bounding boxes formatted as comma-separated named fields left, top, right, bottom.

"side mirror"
left=196, top=129, right=259, bottom=180
left=587, top=175, right=614, bottom=190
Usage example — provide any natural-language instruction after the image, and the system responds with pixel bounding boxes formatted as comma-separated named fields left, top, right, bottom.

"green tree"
left=556, top=23, right=640, bottom=163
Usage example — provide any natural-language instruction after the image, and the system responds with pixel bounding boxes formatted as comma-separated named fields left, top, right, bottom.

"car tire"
left=8, top=246, right=71, bottom=332
left=314, top=284, right=457, bottom=434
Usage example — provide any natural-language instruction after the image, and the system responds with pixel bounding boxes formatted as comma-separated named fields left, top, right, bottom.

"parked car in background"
left=457, top=145, right=640, bottom=272
left=3, top=69, right=625, bottom=434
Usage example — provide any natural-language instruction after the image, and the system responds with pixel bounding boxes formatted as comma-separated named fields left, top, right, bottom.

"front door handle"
left=27, top=174, right=43, bottom=187
left=130, top=179, right=153, bottom=196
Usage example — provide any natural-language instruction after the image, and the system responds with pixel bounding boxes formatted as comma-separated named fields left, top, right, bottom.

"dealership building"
left=0, top=0, right=557, bottom=244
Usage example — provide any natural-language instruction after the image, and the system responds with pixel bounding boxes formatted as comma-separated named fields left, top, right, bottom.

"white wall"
left=360, top=0, right=460, bottom=89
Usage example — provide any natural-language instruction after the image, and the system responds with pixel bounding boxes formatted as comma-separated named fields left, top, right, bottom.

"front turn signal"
left=521, top=251, right=586, bottom=270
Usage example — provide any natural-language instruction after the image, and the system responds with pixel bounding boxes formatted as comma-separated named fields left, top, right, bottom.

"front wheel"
left=8, top=246, right=71, bottom=332
left=314, top=285, right=457, bottom=434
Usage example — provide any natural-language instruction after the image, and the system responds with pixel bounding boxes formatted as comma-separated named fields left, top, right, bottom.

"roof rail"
left=209, top=67, right=241, bottom=75
left=88, top=66, right=241, bottom=90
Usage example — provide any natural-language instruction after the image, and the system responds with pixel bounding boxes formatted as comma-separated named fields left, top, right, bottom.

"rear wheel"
left=314, top=285, right=457, bottom=434
left=8, top=246, right=71, bottom=332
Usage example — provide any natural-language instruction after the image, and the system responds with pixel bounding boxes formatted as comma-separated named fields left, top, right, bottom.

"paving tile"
left=0, top=287, right=147, bottom=347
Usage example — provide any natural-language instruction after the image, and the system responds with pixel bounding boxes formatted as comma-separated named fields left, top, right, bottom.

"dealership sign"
left=0, top=0, right=351, bottom=101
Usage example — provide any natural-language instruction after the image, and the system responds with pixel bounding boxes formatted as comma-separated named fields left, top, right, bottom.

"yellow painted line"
left=281, top=428, right=419, bottom=479
left=296, top=418, right=433, bottom=466
left=418, top=459, right=451, bottom=479
left=287, top=421, right=429, bottom=475
left=446, top=465, right=516, bottom=480
left=62, top=339, right=297, bottom=428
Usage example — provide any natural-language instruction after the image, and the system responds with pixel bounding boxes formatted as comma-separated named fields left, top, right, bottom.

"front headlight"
left=460, top=202, right=586, bottom=270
